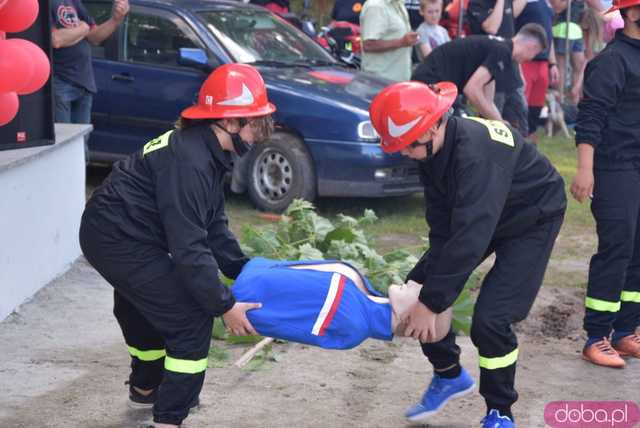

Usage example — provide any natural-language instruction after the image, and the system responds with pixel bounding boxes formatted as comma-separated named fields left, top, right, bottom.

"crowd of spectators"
left=346, top=0, right=621, bottom=138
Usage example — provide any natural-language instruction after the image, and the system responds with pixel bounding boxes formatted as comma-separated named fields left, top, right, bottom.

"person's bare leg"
left=556, top=53, right=567, bottom=97
left=569, top=50, right=586, bottom=103
left=583, top=29, right=594, bottom=60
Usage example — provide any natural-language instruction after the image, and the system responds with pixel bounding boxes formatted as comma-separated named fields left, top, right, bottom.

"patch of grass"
left=225, top=193, right=427, bottom=248
left=316, top=195, right=426, bottom=238
left=225, top=193, right=271, bottom=236
left=537, top=134, right=595, bottom=230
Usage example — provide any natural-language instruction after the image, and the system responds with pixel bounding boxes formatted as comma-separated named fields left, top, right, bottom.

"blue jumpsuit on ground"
left=232, top=258, right=393, bottom=349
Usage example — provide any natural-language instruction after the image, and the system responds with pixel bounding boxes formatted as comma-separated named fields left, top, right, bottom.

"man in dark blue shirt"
left=50, top=0, right=129, bottom=126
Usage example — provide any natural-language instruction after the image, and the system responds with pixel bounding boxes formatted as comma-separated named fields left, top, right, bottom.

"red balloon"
left=0, top=39, right=33, bottom=93
left=0, top=92, right=19, bottom=126
left=6, top=38, right=50, bottom=94
left=0, top=0, right=39, bottom=33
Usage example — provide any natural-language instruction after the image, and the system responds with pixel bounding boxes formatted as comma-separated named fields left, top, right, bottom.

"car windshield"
left=197, top=9, right=337, bottom=65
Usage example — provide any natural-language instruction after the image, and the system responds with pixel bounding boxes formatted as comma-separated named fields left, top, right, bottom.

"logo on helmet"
left=205, top=95, right=214, bottom=106
left=218, top=83, right=255, bottom=107
left=387, top=116, right=422, bottom=138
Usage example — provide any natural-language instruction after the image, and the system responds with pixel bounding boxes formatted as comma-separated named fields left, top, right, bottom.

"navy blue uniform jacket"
left=576, top=31, right=640, bottom=169
left=406, top=117, right=566, bottom=313
left=88, top=125, right=248, bottom=316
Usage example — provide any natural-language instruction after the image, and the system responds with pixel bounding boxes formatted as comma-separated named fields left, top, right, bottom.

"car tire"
left=247, top=132, right=316, bottom=213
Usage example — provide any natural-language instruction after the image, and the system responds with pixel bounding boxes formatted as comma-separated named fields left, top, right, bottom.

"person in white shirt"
left=416, top=0, right=451, bottom=59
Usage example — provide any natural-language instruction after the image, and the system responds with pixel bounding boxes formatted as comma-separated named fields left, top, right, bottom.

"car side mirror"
left=178, top=48, right=211, bottom=70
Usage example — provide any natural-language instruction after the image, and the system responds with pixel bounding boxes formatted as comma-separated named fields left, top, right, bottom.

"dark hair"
left=517, top=23, right=548, bottom=52
left=174, top=117, right=216, bottom=130
left=619, top=6, right=639, bottom=18
left=174, top=115, right=275, bottom=142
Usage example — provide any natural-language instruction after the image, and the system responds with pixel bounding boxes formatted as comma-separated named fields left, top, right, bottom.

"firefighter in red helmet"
left=571, top=0, right=640, bottom=368
left=370, top=81, right=566, bottom=427
left=79, top=64, right=275, bottom=428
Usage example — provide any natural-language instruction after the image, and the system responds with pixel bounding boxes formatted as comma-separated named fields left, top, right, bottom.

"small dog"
left=544, top=90, right=572, bottom=139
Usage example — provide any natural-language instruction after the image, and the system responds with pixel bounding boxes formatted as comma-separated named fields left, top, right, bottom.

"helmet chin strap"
left=422, top=109, right=452, bottom=159
left=215, top=121, right=252, bottom=156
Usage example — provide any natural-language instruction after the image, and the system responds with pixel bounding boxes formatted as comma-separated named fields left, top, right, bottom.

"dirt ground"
left=1, top=236, right=638, bottom=428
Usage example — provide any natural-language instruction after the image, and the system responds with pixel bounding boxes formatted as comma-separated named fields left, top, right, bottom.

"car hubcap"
left=253, top=149, right=293, bottom=202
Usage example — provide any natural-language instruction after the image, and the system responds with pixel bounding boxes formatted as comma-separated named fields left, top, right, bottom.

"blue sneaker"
left=404, top=367, right=476, bottom=423
left=481, top=409, right=515, bottom=428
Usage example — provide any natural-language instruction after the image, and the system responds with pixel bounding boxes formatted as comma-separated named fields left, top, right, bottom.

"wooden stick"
left=234, top=337, right=275, bottom=368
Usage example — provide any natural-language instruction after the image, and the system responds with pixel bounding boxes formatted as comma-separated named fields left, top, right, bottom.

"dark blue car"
left=85, top=0, right=421, bottom=211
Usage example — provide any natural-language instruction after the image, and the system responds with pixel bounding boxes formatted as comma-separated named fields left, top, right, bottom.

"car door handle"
left=112, top=73, right=135, bottom=82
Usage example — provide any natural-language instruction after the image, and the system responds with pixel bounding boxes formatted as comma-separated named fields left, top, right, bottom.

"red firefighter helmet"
left=369, top=81, right=457, bottom=153
left=181, top=63, right=276, bottom=119
left=606, top=0, right=640, bottom=13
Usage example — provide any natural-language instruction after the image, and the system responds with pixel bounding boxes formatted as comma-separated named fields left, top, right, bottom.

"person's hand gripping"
left=403, top=301, right=440, bottom=343
left=222, top=302, right=262, bottom=336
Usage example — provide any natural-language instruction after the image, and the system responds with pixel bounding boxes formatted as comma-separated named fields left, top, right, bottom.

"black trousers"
left=421, top=217, right=563, bottom=414
left=584, top=168, right=640, bottom=338
left=79, top=207, right=213, bottom=426
left=495, top=87, right=529, bottom=138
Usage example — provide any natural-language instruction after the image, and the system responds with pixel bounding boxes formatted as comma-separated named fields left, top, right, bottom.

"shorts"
left=554, top=37, right=585, bottom=54
left=522, top=60, right=549, bottom=108
left=553, top=22, right=585, bottom=54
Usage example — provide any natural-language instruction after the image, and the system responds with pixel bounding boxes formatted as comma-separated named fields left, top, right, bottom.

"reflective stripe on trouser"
left=584, top=297, right=620, bottom=313
left=477, top=348, right=519, bottom=417
left=114, top=291, right=166, bottom=391
left=165, top=356, right=208, bottom=374
left=622, top=291, right=640, bottom=303
left=479, top=349, right=519, bottom=370
left=128, top=346, right=166, bottom=361
left=584, top=169, right=640, bottom=338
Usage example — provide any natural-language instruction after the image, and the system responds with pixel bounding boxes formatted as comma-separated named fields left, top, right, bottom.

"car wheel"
left=247, top=133, right=316, bottom=212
